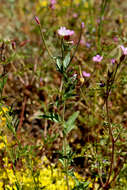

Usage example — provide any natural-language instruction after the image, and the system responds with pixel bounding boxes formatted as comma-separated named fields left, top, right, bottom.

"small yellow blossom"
left=0, top=155, right=95, bottom=189
left=6, top=169, right=16, bottom=184
left=0, top=181, right=3, bottom=188
left=2, top=107, right=8, bottom=112
left=0, top=106, right=8, bottom=115
left=36, top=0, right=48, bottom=12
left=39, top=0, right=48, bottom=7
left=89, top=182, right=93, bottom=188
left=0, top=142, right=5, bottom=149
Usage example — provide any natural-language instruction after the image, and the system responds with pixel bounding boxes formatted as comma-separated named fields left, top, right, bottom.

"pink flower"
left=50, top=0, right=56, bottom=9
left=120, top=45, right=127, bottom=55
left=86, top=42, right=91, bottom=48
left=34, top=16, right=40, bottom=25
left=57, top=27, right=74, bottom=37
left=80, top=39, right=85, bottom=45
left=82, top=71, right=91, bottom=77
left=73, top=13, right=78, bottom=18
left=81, top=22, right=85, bottom=29
left=92, top=54, right=103, bottom=62
left=111, top=58, right=116, bottom=64
left=113, top=37, right=118, bottom=42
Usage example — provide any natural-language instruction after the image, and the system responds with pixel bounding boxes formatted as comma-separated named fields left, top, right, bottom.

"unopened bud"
left=34, top=16, right=40, bottom=25
left=100, top=82, right=105, bottom=87
left=108, top=70, right=113, bottom=78
left=19, top=40, right=29, bottom=47
left=12, top=41, right=16, bottom=50
left=120, top=54, right=125, bottom=62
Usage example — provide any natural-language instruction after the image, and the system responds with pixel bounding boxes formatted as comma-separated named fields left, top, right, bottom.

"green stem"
left=88, top=0, right=94, bottom=27
left=39, top=25, right=55, bottom=62
left=61, top=38, right=64, bottom=61
left=61, top=84, right=69, bottom=189
left=104, top=95, right=114, bottom=186
left=63, top=137, right=70, bottom=190
left=69, top=24, right=83, bottom=65
left=97, top=0, right=111, bottom=51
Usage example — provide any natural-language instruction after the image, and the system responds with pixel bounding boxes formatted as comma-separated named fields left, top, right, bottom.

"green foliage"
left=64, top=111, right=79, bottom=135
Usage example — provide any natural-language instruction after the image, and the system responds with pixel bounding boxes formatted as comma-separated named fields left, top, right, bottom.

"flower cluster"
left=0, top=154, right=94, bottom=190
left=0, top=106, right=8, bottom=128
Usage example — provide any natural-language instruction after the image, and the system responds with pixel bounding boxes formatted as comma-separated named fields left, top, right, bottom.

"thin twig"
left=69, top=25, right=83, bottom=65
left=17, top=96, right=27, bottom=136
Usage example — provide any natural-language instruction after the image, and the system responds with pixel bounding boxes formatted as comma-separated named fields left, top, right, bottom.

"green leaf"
left=63, top=53, right=71, bottom=70
left=40, top=113, right=61, bottom=123
left=66, top=124, right=76, bottom=135
left=66, top=111, right=79, bottom=127
left=64, top=111, right=79, bottom=135
left=0, top=75, right=8, bottom=91
left=108, top=46, right=122, bottom=61
left=59, top=158, right=65, bottom=167
left=56, top=58, right=62, bottom=71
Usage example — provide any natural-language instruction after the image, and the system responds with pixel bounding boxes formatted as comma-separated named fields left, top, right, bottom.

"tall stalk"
left=101, top=54, right=125, bottom=189
left=97, top=0, right=111, bottom=51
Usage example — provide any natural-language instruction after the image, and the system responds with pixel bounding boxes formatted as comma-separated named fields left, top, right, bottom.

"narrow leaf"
left=66, top=111, right=79, bottom=127
left=63, top=53, right=71, bottom=69
left=64, top=111, right=79, bottom=135
left=56, top=58, right=62, bottom=71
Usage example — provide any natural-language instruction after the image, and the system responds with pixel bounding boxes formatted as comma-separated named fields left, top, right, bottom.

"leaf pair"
left=56, top=53, right=70, bottom=72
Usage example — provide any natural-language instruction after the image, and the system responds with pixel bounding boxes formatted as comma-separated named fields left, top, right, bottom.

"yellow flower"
left=36, top=0, right=48, bottom=12
left=2, top=136, right=7, bottom=144
left=0, top=155, right=92, bottom=189
left=0, top=169, right=6, bottom=179
left=1, top=117, right=6, bottom=121
left=5, top=185, right=17, bottom=190
left=0, top=106, right=8, bottom=127
left=40, top=0, right=48, bottom=7
left=6, top=169, right=16, bottom=184
left=3, top=157, right=8, bottom=168
left=89, top=182, right=93, bottom=188
left=0, top=117, right=6, bottom=126
left=0, top=181, right=3, bottom=188
left=2, top=107, right=8, bottom=112
left=0, top=142, right=5, bottom=149
left=0, top=106, right=8, bottom=115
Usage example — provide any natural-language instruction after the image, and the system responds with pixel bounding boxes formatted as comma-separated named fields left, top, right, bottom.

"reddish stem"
left=17, top=96, right=27, bottom=136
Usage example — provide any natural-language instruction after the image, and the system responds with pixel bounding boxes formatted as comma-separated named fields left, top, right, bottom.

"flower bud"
left=34, top=16, right=40, bottom=25
left=19, top=40, right=29, bottom=47
left=81, top=22, right=85, bottom=29
left=100, top=82, right=105, bottom=87
left=120, top=54, right=125, bottom=62
left=12, top=41, right=16, bottom=50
